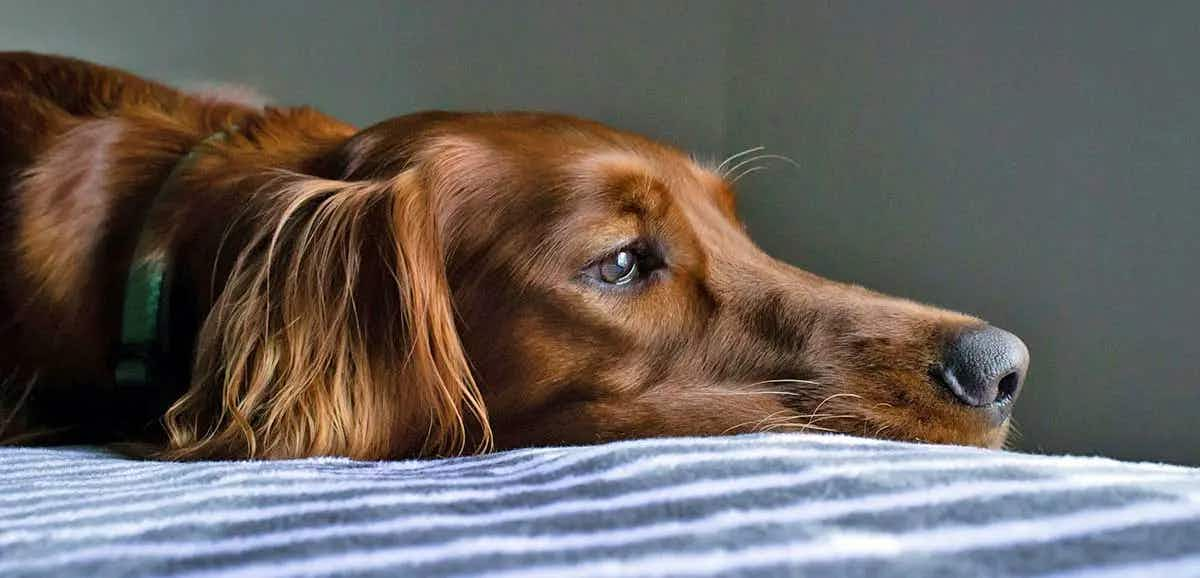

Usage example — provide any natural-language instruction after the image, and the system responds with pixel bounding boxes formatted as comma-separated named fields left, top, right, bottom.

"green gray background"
left=3, top=1, right=1196, bottom=464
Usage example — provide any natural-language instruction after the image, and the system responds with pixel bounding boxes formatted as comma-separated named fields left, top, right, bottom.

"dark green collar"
left=114, top=127, right=235, bottom=388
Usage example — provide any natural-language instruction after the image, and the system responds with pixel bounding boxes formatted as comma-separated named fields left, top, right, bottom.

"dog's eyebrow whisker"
left=723, top=153, right=802, bottom=180
left=727, top=162, right=763, bottom=180
left=715, top=145, right=766, bottom=174
left=730, top=165, right=769, bottom=184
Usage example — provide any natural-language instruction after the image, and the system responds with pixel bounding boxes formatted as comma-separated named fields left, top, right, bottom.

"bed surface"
left=1, top=433, right=1198, bottom=577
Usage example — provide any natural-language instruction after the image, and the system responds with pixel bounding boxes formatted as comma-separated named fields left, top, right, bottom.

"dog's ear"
left=160, top=170, right=490, bottom=459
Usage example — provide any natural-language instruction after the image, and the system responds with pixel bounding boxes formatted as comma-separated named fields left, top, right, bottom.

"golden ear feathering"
left=160, top=170, right=491, bottom=459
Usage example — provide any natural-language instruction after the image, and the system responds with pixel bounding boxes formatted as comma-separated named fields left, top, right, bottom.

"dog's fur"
left=0, top=52, right=1019, bottom=460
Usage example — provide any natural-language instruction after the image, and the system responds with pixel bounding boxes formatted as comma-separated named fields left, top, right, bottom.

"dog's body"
left=0, top=53, right=1029, bottom=459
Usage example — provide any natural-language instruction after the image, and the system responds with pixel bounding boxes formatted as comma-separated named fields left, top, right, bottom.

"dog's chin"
left=880, top=418, right=1013, bottom=450
left=955, top=421, right=1012, bottom=450
left=775, top=391, right=1015, bottom=449
left=983, top=423, right=1013, bottom=449
left=839, top=380, right=1019, bottom=449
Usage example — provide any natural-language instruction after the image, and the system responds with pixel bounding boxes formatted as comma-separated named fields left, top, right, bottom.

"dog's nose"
left=935, top=326, right=1029, bottom=407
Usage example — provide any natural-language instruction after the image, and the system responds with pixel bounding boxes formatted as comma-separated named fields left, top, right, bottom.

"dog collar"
left=114, top=126, right=235, bottom=389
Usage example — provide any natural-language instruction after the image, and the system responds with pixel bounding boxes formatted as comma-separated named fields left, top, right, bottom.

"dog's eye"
left=584, top=241, right=663, bottom=288
left=599, top=250, right=639, bottom=285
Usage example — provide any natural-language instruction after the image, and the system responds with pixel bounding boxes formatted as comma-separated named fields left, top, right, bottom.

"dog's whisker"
left=719, top=420, right=755, bottom=436
left=757, top=409, right=798, bottom=432
left=763, top=422, right=840, bottom=434
left=730, top=165, right=769, bottom=183
left=722, top=153, right=802, bottom=179
left=715, top=145, right=766, bottom=174
left=770, top=413, right=859, bottom=426
left=1003, top=419, right=1023, bottom=451
left=752, top=413, right=800, bottom=433
left=706, top=390, right=805, bottom=398
left=0, top=371, right=35, bottom=442
left=744, top=378, right=824, bottom=387
left=721, top=409, right=794, bottom=435
left=809, top=393, right=863, bottom=415
left=795, top=412, right=860, bottom=421
left=803, top=413, right=861, bottom=425
left=726, top=163, right=763, bottom=181
left=805, top=393, right=862, bottom=430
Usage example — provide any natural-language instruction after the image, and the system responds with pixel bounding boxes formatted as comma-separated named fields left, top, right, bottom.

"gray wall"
left=726, top=3, right=1200, bottom=465
left=3, top=1, right=1196, bottom=464
left=0, top=0, right=728, bottom=151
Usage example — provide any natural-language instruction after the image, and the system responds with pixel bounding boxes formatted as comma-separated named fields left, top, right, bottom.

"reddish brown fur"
left=0, top=53, right=1016, bottom=459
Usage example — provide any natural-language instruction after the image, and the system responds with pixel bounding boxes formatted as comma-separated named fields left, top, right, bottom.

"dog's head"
left=165, top=111, right=1028, bottom=459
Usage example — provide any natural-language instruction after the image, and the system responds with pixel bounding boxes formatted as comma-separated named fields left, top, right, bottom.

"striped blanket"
left=1, top=434, right=1198, bottom=577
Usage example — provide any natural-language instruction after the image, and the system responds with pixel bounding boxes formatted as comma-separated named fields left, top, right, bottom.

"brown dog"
left=0, top=52, right=1029, bottom=460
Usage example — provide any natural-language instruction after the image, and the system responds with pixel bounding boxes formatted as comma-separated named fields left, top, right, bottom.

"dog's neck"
left=113, top=127, right=238, bottom=392
left=107, top=108, right=357, bottom=387
left=15, top=105, right=356, bottom=443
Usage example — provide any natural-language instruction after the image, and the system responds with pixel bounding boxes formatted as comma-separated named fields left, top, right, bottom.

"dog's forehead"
left=421, top=125, right=727, bottom=201
left=577, top=149, right=712, bottom=182
left=572, top=149, right=729, bottom=209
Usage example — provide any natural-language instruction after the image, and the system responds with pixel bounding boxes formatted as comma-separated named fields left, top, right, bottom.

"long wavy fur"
left=160, top=170, right=491, bottom=459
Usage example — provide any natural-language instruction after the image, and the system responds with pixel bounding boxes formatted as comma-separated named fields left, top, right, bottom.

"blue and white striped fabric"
left=1, top=433, right=1198, bottom=577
